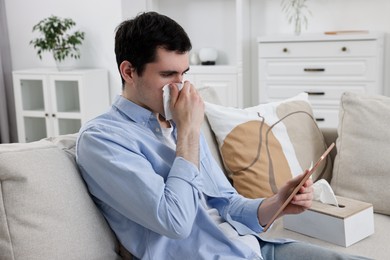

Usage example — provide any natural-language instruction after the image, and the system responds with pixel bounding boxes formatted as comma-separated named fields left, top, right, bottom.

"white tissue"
left=313, top=179, right=339, bottom=207
left=163, top=83, right=183, bottom=120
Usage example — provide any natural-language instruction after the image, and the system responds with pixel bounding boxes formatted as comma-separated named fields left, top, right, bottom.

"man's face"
left=130, top=47, right=189, bottom=116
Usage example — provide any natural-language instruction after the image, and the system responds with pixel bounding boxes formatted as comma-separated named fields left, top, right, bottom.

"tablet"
left=263, top=142, right=335, bottom=232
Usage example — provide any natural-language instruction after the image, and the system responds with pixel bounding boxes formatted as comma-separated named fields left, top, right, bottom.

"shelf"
left=13, top=68, right=109, bottom=142
left=189, top=65, right=237, bottom=74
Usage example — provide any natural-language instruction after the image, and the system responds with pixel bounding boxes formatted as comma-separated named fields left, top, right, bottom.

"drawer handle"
left=282, top=48, right=288, bottom=53
left=315, top=118, right=325, bottom=122
left=341, top=46, right=348, bottom=52
left=305, top=91, right=325, bottom=96
left=304, top=68, right=325, bottom=72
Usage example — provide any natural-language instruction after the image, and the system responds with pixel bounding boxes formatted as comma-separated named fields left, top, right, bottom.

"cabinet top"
left=12, top=68, right=107, bottom=75
left=257, top=31, right=384, bottom=43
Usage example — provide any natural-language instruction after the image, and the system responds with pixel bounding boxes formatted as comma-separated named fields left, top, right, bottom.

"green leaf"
left=30, top=15, right=85, bottom=61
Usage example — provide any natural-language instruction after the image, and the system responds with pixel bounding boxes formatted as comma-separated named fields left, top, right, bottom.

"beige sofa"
left=203, top=124, right=389, bottom=260
left=1, top=89, right=388, bottom=259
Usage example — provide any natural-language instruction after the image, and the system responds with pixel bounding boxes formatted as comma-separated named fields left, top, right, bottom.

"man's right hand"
left=169, top=82, right=204, bottom=168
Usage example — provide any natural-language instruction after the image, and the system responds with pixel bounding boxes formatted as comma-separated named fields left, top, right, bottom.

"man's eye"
left=161, top=73, right=173, bottom=77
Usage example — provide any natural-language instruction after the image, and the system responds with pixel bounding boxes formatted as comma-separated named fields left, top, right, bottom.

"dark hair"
left=115, top=12, right=192, bottom=84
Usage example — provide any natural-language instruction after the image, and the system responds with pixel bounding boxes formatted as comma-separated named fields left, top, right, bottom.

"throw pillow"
left=205, top=93, right=332, bottom=198
left=331, top=92, right=390, bottom=215
left=0, top=135, right=120, bottom=260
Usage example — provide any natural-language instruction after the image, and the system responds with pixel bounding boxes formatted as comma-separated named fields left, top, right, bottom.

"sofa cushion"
left=0, top=134, right=120, bottom=260
left=331, top=92, right=390, bottom=215
left=205, top=93, right=332, bottom=198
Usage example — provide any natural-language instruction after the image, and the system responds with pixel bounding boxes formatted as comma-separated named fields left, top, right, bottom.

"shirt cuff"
left=168, top=157, right=200, bottom=184
left=241, top=198, right=265, bottom=233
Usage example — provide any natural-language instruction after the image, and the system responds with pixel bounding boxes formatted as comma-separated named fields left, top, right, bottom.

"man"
left=76, top=12, right=369, bottom=260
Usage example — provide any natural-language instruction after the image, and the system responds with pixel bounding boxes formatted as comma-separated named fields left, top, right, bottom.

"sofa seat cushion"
left=0, top=135, right=120, bottom=260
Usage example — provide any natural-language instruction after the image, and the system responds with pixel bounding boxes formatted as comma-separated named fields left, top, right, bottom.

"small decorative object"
left=281, top=0, right=311, bottom=35
left=30, top=15, right=85, bottom=69
left=198, top=48, right=218, bottom=65
left=189, top=52, right=200, bottom=65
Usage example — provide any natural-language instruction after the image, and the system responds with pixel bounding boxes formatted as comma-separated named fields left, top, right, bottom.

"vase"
left=55, top=59, right=75, bottom=71
left=198, top=48, right=218, bottom=65
left=282, top=0, right=310, bottom=36
left=294, top=17, right=302, bottom=36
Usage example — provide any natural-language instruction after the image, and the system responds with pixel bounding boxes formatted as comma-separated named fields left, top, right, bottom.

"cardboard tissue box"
left=283, top=196, right=374, bottom=247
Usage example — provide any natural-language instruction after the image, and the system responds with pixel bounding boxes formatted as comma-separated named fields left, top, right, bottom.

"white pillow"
left=205, top=93, right=332, bottom=198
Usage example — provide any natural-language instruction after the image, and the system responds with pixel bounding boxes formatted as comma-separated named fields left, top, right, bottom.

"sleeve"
left=199, top=134, right=265, bottom=233
left=76, top=126, right=201, bottom=239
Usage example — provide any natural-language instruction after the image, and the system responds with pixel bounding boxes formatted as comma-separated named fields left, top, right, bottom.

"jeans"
left=260, top=241, right=373, bottom=260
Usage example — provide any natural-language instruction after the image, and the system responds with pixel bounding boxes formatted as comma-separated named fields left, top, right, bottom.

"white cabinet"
left=258, top=33, right=384, bottom=128
left=185, top=66, right=238, bottom=107
left=13, top=68, right=110, bottom=142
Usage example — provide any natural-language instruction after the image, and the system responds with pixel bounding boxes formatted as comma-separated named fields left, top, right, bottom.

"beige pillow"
left=205, top=93, right=332, bottom=198
left=331, top=92, right=390, bottom=215
left=0, top=135, right=120, bottom=260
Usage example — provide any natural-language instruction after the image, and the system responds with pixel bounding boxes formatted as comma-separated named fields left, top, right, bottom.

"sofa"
left=1, top=88, right=389, bottom=260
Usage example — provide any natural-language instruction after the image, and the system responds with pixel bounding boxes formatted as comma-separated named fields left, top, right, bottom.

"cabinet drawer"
left=260, top=58, right=375, bottom=81
left=261, top=83, right=368, bottom=105
left=259, top=40, right=378, bottom=58
left=312, top=108, right=340, bottom=128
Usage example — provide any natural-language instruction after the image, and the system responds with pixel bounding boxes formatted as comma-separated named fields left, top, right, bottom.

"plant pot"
left=55, top=57, right=76, bottom=71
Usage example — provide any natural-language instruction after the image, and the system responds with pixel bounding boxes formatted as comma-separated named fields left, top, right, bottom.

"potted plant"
left=30, top=15, right=85, bottom=68
left=281, top=0, right=311, bottom=35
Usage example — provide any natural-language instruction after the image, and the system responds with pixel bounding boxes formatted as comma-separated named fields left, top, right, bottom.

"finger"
left=303, top=178, right=313, bottom=187
left=180, top=82, right=191, bottom=94
left=292, top=189, right=313, bottom=205
left=169, top=84, right=180, bottom=107
left=287, top=172, right=306, bottom=187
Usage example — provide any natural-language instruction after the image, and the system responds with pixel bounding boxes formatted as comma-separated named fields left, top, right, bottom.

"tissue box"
left=283, top=196, right=374, bottom=247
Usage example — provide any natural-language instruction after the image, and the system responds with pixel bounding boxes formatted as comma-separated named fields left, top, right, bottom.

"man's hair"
left=115, top=12, right=192, bottom=84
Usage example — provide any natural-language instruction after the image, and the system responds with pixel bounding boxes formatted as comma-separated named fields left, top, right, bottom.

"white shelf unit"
left=128, top=0, right=246, bottom=108
left=184, top=65, right=238, bottom=107
left=13, top=68, right=110, bottom=142
left=257, top=33, right=384, bottom=128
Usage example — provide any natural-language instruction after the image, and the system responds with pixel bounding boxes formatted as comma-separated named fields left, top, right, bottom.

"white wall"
left=5, top=0, right=390, bottom=106
left=5, top=0, right=123, bottom=102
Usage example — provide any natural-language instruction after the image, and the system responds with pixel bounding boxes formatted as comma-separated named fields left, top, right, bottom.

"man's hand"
left=257, top=173, right=314, bottom=227
left=169, top=81, right=204, bottom=168
left=169, top=81, right=204, bottom=131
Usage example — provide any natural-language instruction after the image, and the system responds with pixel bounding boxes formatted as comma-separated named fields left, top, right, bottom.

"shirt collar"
left=112, top=95, right=156, bottom=125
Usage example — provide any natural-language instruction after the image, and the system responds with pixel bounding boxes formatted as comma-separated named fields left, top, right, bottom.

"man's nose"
left=173, top=75, right=183, bottom=83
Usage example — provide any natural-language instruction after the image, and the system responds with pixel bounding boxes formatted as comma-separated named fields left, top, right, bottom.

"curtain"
left=0, top=0, right=17, bottom=143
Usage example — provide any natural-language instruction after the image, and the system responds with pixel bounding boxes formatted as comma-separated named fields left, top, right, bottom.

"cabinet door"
left=49, top=75, right=83, bottom=136
left=13, top=74, right=52, bottom=142
left=194, top=74, right=237, bottom=107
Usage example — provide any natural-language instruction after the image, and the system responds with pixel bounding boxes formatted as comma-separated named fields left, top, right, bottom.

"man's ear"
left=119, top=61, right=135, bottom=82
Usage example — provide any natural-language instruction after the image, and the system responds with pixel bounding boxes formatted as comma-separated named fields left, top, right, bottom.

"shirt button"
left=155, top=128, right=160, bottom=132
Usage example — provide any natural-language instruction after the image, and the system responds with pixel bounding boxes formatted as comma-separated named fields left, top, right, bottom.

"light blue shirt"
left=76, top=95, right=281, bottom=260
